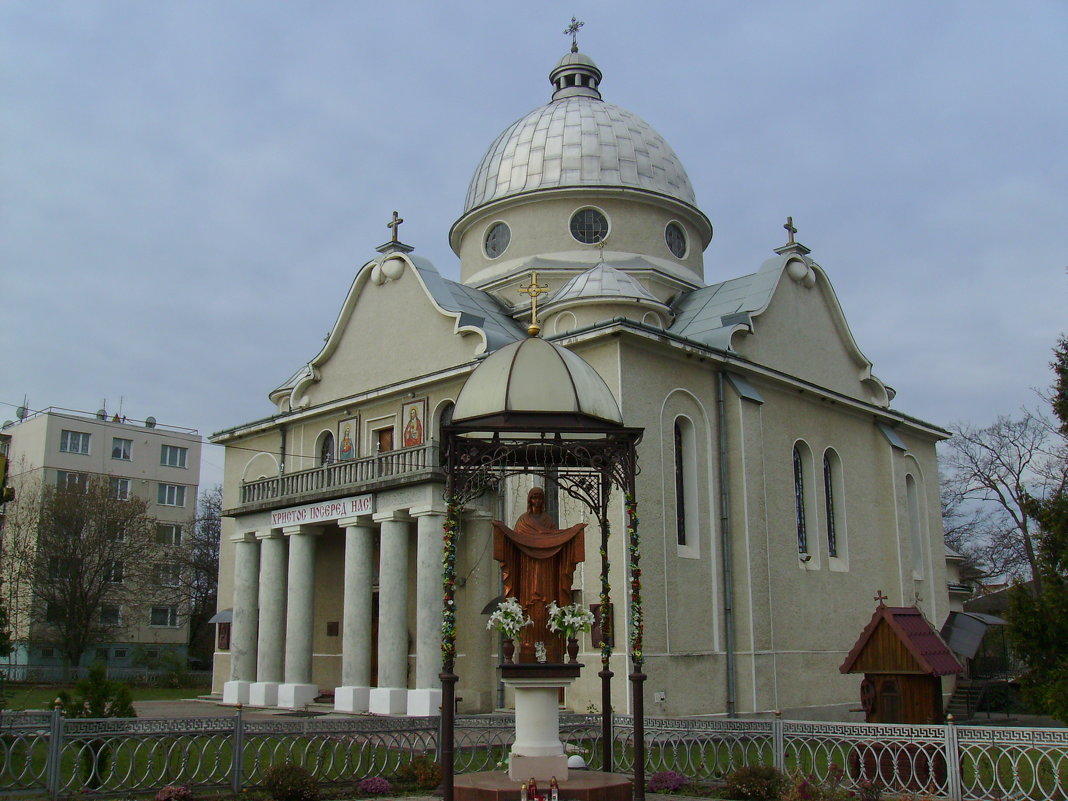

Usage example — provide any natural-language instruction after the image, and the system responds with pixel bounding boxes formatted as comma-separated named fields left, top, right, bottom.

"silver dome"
left=462, top=54, right=698, bottom=215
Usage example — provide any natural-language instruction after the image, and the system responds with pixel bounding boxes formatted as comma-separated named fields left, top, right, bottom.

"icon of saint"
left=402, top=406, right=423, bottom=447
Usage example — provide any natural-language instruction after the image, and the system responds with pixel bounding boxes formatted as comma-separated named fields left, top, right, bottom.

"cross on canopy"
left=517, top=270, right=551, bottom=336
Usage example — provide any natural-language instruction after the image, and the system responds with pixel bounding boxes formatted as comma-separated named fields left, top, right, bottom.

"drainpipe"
left=279, top=426, right=287, bottom=475
left=716, top=370, right=737, bottom=717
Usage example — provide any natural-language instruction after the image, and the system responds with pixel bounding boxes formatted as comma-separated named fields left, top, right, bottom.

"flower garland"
left=626, top=494, right=643, bottom=668
left=598, top=517, right=613, bottom=664
left=440, top=497, right=462, bottom=668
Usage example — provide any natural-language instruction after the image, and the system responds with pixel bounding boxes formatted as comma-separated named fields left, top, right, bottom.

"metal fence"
left=0, top=666, right=212, bottom=686
left=0, top=709, right=1064, bottom=801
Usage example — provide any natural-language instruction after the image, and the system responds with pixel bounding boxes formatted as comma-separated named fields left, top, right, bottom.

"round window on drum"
left=484, top=222, right=511, bottom=259
left=665, top=222, right=687, bottom=258
left=569, top=208, right=609, bottom=244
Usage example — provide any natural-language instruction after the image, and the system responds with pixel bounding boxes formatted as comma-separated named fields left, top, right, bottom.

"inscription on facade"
left=271, top=494, right=373, bottom=527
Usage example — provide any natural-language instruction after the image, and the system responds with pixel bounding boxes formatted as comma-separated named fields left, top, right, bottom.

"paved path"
left=132, top=696, right=352, bottom=720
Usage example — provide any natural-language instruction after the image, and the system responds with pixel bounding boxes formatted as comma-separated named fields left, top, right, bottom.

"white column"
left=335, top=518, right=375, bottom=713
left=223, top=532, right=259, bottom=705
left=369, top=513, right=411, bottom=715
left=278, top=525, right=320, bottom=709
left=407, top=507, right=445, bottom=716
left=250, top=530, right=287, bottom=707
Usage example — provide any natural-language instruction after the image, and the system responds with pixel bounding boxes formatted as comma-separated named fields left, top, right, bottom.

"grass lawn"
left=1, top=684, right=205, bottom=710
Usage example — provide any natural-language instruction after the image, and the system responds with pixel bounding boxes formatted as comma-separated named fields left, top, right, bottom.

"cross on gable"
left=784, top=216, right=797, bottom=245
left=518, top=270, right=551, bottom=336
left=387, top=210, right=404, bottom=243
left=873, top=590, right=888, bottom=606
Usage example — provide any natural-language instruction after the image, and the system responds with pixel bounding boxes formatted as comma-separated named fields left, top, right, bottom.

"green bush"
left=262, top=761, right=320, bottom=801
left=723, top=765, right=788, bottom=801
left=395, top=753, right=442, bottom=789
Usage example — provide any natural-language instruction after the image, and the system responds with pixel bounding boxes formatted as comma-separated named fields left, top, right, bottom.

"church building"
left=210, top=43, right=953, bottom=719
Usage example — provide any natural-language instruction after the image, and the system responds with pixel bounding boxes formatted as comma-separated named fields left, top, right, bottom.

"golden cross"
left=518, top=270, right=551, bottom=336
left=387, top=210, right=404, bottom=243
left=784, top=216, right=797, bottom=245
left=564, top=17, right=584, bottom=53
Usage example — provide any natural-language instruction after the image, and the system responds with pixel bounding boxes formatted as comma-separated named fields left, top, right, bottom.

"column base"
left=277, top=682, right=318, bottom=709
left=334, top=685, right=371, bottom=713
left=406, top=688, right=442, bottom=717
left=368, top=686, right=408, bottom=715
left=249, top=681, right=280, bottom=707
left=222, top=680, right=251, bottom=705
left=508, top=753, right=569, bottom=784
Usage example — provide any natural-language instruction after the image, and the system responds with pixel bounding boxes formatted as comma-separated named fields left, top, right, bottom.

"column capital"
left=373, top=510, right=412, bottom=524
left=463, top=509, right=496, bottom=521
left=409, top=504, right=446, bottom=518
left=282, top=524, right=322, bottom=537
left=230, top=530, right=259, bottom=543
left=256, top=529, right=285, bottom=540
left=338, top=515, right=375, bottom=529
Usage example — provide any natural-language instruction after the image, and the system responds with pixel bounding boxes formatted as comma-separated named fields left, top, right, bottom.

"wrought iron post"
left=944, top=716, right=962, bottom=801
left=438, top=496, right=462, bottom=801
left=598, top=475, right=613, bottom=772
left=626, top=491, right=646, bottom=801
left=772, top=711, right=785, bottom=773
left=46, top=701, right=63, bottom=801
left=231, top=704, right=244, bottom=794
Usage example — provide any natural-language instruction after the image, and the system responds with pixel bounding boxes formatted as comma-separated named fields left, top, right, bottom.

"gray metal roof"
left=669, top=256, right=784, bottom=350
left=464, top=54, right=697, bottom=214
left=409, top=255, right=526, bottom=351
left=547, top=262, right=664, bottom=308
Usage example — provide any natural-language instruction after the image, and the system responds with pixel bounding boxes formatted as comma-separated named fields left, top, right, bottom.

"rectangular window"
left=112, top=438, right=132, bottom=460
left=56, top=470, right=87, bottom=491
left=49, top=557, right=77, bottom=579
left=156, top=524, right=182, bottom=546
left=107, top=520, right=127, bottom=541
left=114, top=648, right=128, bottom=659
left=45, top=602, right=64, bottom=624
left=157, top=483, right=186, bottom=507
left=150, top=606, right=179, bottom=627
left=41, top=647, right=55, bottom=659
left=110, top=477, right=131, bottom=500
left=106, top=560, right=124, bottom=583
left=99, top=605, right=121, bottom=626
left=160, top=445, right=188, bottom=468
left=59, top=430, right=90, bottom=454
left=95, top=647, right=109, bottom=661
left=156, top=563, right=181, bottom=587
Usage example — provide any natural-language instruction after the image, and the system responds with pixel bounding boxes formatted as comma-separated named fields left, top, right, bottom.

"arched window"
left=673, top=416, right=698, bottom=549
left=906, top=474, right=924, bottom=577
left=823, top=451, right=838, bottom=557
left=320, top=432, right=335, bottom=466
left=793, top=443, right=809, bottom=554
left=674, top=420, right=687, bottom=546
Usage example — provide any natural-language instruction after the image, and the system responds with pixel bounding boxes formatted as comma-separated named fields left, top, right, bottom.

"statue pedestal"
left=502, top=664, right=581, bottom=783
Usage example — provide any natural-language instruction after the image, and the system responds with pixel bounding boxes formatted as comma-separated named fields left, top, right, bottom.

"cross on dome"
left=387, top=210, right=404, bottom=243
left=564, top=17, right=584, bottom=53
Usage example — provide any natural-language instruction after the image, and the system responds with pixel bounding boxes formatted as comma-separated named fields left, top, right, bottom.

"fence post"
left=772, top=711, right=785, bottom=773
left=46, top=700, right=64, bottom=801
left=231, top=704, right=244, bottom=794
left=944, top=715, right=962, bottom=801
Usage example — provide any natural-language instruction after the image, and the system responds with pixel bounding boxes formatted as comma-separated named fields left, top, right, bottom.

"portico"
left=222, top=490, right=458, bottom=715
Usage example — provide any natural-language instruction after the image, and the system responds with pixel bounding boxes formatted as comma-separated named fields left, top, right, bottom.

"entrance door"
left=377, top=428, right=394, bottom=453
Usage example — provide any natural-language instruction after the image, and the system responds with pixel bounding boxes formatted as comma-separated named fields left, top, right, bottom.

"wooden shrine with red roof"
left=840, top=592, right=963, bottom=724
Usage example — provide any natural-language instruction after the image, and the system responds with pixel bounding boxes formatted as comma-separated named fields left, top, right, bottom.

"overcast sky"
left=2, top=2, right=1065, bottom=490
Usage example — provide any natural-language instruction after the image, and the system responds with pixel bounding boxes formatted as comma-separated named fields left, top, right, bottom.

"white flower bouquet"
left=546, top=601, right=595, bottom=640
left=486, top=596, right=531, bottom=639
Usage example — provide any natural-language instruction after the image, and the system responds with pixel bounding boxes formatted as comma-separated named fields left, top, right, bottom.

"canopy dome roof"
left=462, top=51, right=698, bottom=215
left=452, top=336, right=622, bottom=428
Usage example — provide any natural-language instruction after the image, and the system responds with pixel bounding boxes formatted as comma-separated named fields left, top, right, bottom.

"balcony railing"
left=239, top=442, right=441, bottom=506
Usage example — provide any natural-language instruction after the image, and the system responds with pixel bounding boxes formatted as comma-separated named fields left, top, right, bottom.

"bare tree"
left=943, top=413, right=1066, bottom=592
left=3, top=474, right=160, bottom=670
left=172, top=484, right=221, bottom=665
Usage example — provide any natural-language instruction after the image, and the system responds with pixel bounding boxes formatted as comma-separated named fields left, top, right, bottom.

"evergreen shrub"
left=723, top=765, right=788, bottom=801
left=262, top=761, right=320, bottom=801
